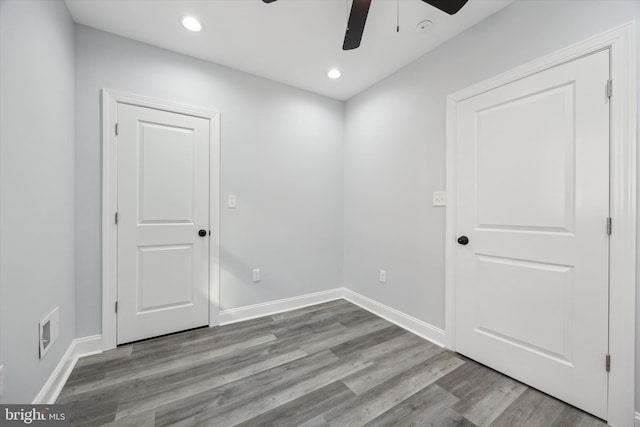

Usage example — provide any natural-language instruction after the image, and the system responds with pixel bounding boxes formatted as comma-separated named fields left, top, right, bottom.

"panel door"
left=117, top=103, right=210, bottom=345
left=455, top=49, right=610, bottom=418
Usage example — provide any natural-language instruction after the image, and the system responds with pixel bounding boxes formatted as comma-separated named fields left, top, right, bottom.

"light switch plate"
left=433, top=191, right=446, bottom=206
left=227, top=195, right=237, bottom=209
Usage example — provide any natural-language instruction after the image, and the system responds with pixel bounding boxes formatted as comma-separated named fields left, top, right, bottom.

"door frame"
left=444, top=23, right=636, bottom=426
left=101, top=89, right=221, bottom=351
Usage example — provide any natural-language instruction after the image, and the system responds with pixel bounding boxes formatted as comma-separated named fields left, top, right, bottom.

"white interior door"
left=117, top=103, right=210, bottom=345
left=454, top=49, right=610, bottom=418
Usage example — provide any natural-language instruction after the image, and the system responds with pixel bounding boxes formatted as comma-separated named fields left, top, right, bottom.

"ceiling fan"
left=262, top=0, right=470, bottom=50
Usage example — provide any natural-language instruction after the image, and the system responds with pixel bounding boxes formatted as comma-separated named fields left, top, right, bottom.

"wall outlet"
left=39, top=307, right=59, bottom=359
left=379, top=269, right=387, bottom=284
left=227, top=194, right=238, bottom=208
left=433, top=191, right=446, bottom=206
left=252, top=268, right=261, bottom=282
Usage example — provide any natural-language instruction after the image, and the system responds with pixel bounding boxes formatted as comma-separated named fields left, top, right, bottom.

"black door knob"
left=198, top=229, right=207, bottom=237
left=457, top=235, right=469, bottom=245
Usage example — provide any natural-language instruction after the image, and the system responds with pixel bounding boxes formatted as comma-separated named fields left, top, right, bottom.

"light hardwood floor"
left=57, top=299, right=607, bottom=426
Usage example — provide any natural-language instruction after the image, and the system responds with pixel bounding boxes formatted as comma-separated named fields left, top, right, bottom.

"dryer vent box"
left=39, top=307, right=59, bottom=359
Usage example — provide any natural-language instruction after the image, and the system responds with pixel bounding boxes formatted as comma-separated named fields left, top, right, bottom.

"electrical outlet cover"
left=379, top=269, right=387, bottom=284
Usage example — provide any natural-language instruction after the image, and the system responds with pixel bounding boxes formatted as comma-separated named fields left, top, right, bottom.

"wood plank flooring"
left=57, top=300, right=607, bottom=427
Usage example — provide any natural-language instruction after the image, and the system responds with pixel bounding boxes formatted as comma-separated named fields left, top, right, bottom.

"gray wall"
left=74, top=26, right=344, bottom=337
left=0, top=0, right=76, bottom=403
left=343, top=0, right=640, bottom=409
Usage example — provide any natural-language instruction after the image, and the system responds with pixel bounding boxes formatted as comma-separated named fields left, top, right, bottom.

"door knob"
left=457, top=235, right=469, bottom=245
left=198, top=229, right=207, bottom=237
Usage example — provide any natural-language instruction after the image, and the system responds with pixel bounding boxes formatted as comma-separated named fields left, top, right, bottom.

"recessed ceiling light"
left=328, top=69, right=342, bottom=79
left=181, top=16, right=202, bottom=32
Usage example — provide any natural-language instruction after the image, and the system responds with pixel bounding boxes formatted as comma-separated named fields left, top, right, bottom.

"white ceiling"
left=65, top=0, right=513, bottom=100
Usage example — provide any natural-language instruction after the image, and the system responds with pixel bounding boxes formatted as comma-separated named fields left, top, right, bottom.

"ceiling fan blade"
left=421, top=0, right=469, bottom=15
left=343, top=0, right=372, bottom=50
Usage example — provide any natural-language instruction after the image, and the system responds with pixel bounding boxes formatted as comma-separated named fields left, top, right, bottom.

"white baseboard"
left=342, top=288, right=447, bottom=348
left=73, top=334, right=103, bottom=358
left=33, top=334, right=102, bottom=404
left=218, top=288, right=344, bottom=325
left=219, top=287, right=447, bottom=349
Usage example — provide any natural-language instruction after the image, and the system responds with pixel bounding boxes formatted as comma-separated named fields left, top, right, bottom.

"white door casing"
left=454, top=49, right=609, bottom=417
left=116, top=104, right=211, bottom=344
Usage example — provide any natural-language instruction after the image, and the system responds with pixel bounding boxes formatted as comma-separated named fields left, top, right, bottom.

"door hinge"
left=607, top=79, right=613, bottom=98
left=605, top=353, right=611, bottom=372
left=115, top=301, right=118, bottom=313
left=115, top=123, right=119, bottom=136
left=606, top=217, right=612, bottom=235
left=115, top=212, right=118, bottom=225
